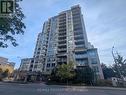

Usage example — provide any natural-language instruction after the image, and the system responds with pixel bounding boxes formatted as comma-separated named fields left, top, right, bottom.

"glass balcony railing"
left=57, top=58, right=67, bottom=62
left=75, top=54, right=87, bottom=59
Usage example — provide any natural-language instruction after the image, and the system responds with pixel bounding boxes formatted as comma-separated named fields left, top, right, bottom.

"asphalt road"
left=0, top=83, right=126, bottom=95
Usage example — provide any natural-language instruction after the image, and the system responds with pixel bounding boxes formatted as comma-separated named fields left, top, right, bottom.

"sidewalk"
left=63, top=85, right=126, bottom=91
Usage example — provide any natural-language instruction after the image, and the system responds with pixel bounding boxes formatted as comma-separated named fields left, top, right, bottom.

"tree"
left=0, top=68, right=3, bottom=73
left=0, top=68, right=3, bottom=79
left=112, top=47, right=126, bottom=78
left=50, top=67, right=59, bottom=82
left=112, top=53, right=126, bottom=78
left=75, top=66, right=94, bottom=85
left=0, top=68, right=3, bottom=81
left=101, top=63, right=116, bottom=79
left=0, top=0, right=26, bottom=48
left=2, top=69, right=9, bottom=78
left=55, top=61, right=75, bottom=83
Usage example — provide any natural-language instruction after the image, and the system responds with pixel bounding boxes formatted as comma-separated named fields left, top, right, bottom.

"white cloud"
left=81, top=0, right=126, bottom=64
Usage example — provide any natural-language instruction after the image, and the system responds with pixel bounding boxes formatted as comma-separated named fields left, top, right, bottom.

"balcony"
left=74, top=35, right=84, bottom=40
left=59, top=18, right=66, bottom=22
left=58, top=41, right=66, bottom=45
left=58, top=38, right=66, bottom=42
left=59, top=27, right=66, bottom=30
left=58, top=43, right=67, bottom=47
left=75, top=45, right=85, bottom=48
left=76, top=59, right=88, bottom=66
left=59, top=25, right=66, bottom=28
left=58, top=36, right=66, bottom=40
left=72, top=14, right=80, bottom=18
left=75, top=39, right=84, bottom=43
left=59, top=32, right=66, bottom=36
left=75, top=41, right=85, bottom=46
left=57, top=58, right=67, bottom=62
left=59, top=28, right=66, bottom=32
left=59, top=30, right=66, bottom=33
left=59, top=15, right=66, bottom=19
left=75, top=54, right=87, bottom=59
left=58, top=34, right=66, bottom=37
left=58, top=48, right=67, bottom=52
left=59, top=22, right=66, bottom=26
left=58, top=35, right=66, bottom=39
left=73, top=26, right=82, bottom=31
left=57, top=53, right=67, bottom=57
left=74, top=31, right=83, bottom=35
left=58, top=50, right=67, bottom=54
left=59, top=14, right=66, bottom=18
left=72, top=10, right=80, bottom=15
left=58, top=45, right=67, bottom=48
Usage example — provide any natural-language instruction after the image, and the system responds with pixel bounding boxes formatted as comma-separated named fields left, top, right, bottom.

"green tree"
left=0, top=0, right=26, bottom=48
left=2, top=69, right=9, bottom=78
left=75, top=66, right=94, bottom=85
left=101, top=63, right=116, bottom=79
left=0, top=68, right=3, bottom=73
left=112, top=53, right=126, bottom=78
left=0, top=68, right=3, bottom=81
left=56, top=61, right=75, bottom=84
left=50, top=67, right=59, bottom=82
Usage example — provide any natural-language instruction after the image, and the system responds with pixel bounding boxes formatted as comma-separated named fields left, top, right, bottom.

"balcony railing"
left=58, top=43, right=67, bottom=47
left=59, top=31, right=66, bottom=36
left=75, top=54, right=87, bottom=59
left=58, top=48, right=67, bottom=51
left=57, top=58, right=67, bottom=62
left=58, top=41, right=67, bottom=45
left=58, top=36, right=66, bottom=40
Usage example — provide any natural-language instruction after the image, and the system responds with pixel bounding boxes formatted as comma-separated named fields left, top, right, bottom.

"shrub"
left=96, top=79, right=112, bottom=86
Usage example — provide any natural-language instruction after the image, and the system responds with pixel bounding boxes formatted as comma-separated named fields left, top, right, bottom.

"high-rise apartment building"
left=20, top=5, right=104, bottom=79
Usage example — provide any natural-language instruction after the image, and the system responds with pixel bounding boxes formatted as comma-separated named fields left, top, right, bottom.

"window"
left=36, top=56, right=39, bottom=58
left=37, top=52, right=40, bottom=54
left=75, top=41, right=84, bottom=45
left=29, top=69, right=32, bottom=72
left=74, top=35, right=83, bottom=40
left=34, top=65, right=37, bottom=68
left=31, top=60, right=34, bottom=63
left=52, top=63, right=55, bottom=67
left=89, top=50, right=97, bottom=57
left=76, top=59, right=88, bottom=65
left=75, top=53, right=87, bottom=59
left=30, top=64, right=33, bottom=68
left=48, top=59, right=50, bottom=61
left=46, top=69, right=50, bottom=71
left=47, top=64, right=50, bottom=67
left=93, top=66, right=99, bottom=72
left=38, top=48, right=41, bottom=50
left=35, top=61, right=38, bottom=63
left=91, top=58, right=97, bottom=64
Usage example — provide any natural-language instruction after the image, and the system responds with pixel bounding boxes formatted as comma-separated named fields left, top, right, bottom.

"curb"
left=62, top=86, right=126, bottom=91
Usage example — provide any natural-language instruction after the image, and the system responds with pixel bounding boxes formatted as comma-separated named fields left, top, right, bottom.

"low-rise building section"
left=0, top=57, right=15, bottom=74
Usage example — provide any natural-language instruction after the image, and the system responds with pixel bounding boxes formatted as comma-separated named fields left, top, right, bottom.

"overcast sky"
left=0, top=0, right=126, bottom=68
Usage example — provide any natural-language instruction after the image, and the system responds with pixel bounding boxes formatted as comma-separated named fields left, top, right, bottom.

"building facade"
left=20, top=5, right=104, bottom=79
left=0, top=57, right=15, bottom=74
